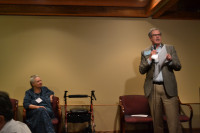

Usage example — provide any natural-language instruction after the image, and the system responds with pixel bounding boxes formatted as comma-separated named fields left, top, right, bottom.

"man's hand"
left=149, top=50, right=157, bottom=60
left=166, top=54, right=172, bottom=61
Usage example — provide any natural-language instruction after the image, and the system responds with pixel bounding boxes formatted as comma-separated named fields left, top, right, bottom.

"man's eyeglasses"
left=152, top=34, right=161, bottom=37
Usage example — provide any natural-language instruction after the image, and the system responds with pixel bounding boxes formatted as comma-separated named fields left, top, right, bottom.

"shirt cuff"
left=168, top=61, right=173, bottom=66
left=165, top=59, right=172, bottom=65
left=147, top=58, right=152, bottom=65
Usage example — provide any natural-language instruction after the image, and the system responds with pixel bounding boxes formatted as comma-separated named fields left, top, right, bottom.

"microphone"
left=151, top=44, right=156, bottom=51
left=153, top=44, right=156, bottom=50
left=151, top=44, right=158, bottom=62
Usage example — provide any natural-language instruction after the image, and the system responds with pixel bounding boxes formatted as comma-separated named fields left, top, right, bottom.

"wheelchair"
left=64, top=90, right=96, bottom=133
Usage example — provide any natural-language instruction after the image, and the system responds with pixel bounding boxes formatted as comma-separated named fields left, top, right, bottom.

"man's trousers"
left=148, top=84, right=182, bottom=133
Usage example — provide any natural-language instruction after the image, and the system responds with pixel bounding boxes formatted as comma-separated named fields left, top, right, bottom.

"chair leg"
left=122, top=123, right=125, bottom=133
left=189, top=121, right=192, bottom=133
left=120, top=121, right=125, bottom=133
left=149, top=122, right=154, bottom=133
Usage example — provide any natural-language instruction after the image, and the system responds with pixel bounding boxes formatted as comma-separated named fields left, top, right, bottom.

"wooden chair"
left=51, top=96, right=62, bottom=133
left=10, top=98, right=18, bottom=120
left=178, top=99, right=193, bottom=133
left=119, top=95, right=193, bottom=133
left=23, top=96, right=62, bottom=133
left=163, top=97, right=193, bottom=133
left=119, top=95, right=153, bottom=133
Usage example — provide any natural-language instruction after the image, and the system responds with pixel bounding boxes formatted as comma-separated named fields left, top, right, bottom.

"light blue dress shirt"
left=147, top=44, right=164, bottom=82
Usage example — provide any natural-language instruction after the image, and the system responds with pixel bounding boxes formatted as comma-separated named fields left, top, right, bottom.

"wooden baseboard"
left=95, top=131, right=120, bottom=133
left=95, top=128, right=200, bottom=133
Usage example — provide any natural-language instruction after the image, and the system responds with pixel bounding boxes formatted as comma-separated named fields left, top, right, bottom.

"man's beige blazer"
left=139, top=44, right=181, bottom=97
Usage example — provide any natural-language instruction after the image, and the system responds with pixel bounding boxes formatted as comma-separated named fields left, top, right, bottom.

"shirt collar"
left=151, top=44, right=163, bottom=50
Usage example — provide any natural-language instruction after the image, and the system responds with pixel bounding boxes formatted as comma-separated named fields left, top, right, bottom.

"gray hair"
left=148, top=28, right=161, bottom=38
left=30, top=75, right=39, bottom=87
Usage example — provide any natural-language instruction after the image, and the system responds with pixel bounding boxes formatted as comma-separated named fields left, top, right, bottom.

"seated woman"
left=23, top=75, right=55, bottom=133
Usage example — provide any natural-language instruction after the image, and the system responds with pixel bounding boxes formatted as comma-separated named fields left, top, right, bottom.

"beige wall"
left=0, top=16, right=200, bottom=131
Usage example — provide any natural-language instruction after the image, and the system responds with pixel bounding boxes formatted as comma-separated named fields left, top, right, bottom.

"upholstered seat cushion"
left=163, top=115, right=190, bottom=122
left=125, top=115, right=153, bottom=123
left=179, top=115, right=190, bottom=122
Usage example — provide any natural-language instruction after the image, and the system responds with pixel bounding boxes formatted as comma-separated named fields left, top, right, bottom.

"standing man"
left=139, top=28, right=182, bottom=133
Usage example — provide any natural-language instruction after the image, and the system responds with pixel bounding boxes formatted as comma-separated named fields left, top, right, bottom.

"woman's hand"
left=50, top=95, right=53, bottom=103
left=37, top=106, right=46, bottom=109
left=29, top=104, right=46, bottom=109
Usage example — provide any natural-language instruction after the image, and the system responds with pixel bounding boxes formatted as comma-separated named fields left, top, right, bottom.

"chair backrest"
left=10, top=98, right=18, bottom=120
left=51, top=96, right=59, bottom=118
left=119, top=95, right=151, bottom=115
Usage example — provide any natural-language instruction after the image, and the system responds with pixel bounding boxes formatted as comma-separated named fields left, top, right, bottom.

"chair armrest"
left=178, top=98, right=193, bottom=121
left=119, top=99, right=125, bottom=113
left=52, top=96, right=62, bottom=118
left=10, top=98, right=18, bottom=120
left=57, top=103, right=62, bottom=123
left=119, top=99, right=125, bottom=121
left=23, top=108, right=27, bottom=123
left=52, top=96, right=62, bottom=120
left=52, top=96, right=62, bottom=133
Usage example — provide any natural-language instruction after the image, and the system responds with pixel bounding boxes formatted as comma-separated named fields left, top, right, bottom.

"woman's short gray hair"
left=30, top=75, right=39, bottom=87
left=148, top=28, right=161, bottom=38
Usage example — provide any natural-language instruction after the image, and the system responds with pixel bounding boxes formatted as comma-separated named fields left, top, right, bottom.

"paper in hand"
left=158, top=45, right=167, bottom=67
